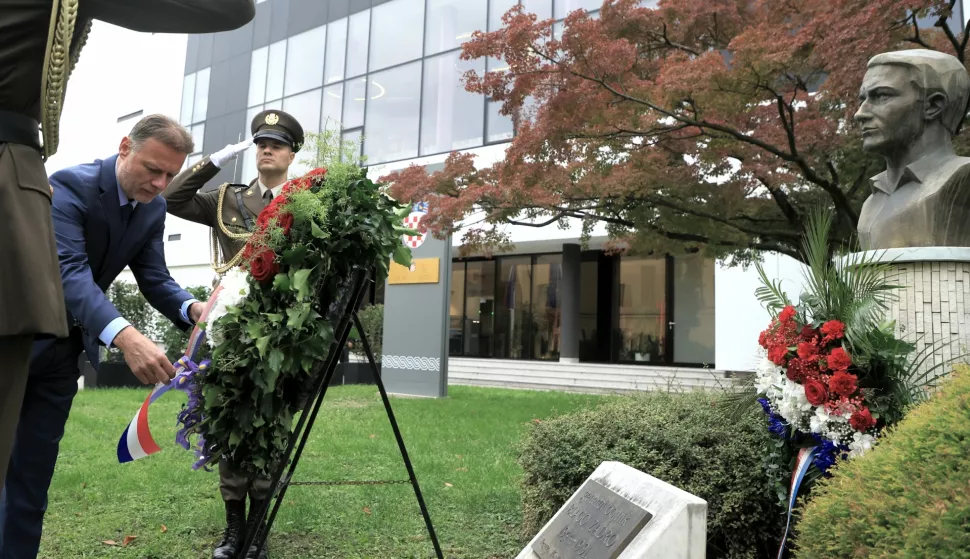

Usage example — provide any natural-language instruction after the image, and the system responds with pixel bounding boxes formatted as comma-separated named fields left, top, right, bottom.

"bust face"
left=854, top=64, right=925, bottom=156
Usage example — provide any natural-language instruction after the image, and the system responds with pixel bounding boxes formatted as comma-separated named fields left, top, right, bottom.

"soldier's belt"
left=0, top=110, right=42, bottom=151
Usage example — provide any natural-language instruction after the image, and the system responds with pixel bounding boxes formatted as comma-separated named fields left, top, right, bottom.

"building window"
left=346, top=10, right=370, bottom=79
left=489, top=0, right=518, bottom=31
left=189, top=123, right=205, bottom=156
left=364, top=62, right=421, bottom=164
left=343, top=77, right=367, bottom=129
left=495, top=256, right=532, bottom=359
left=615, top=256, right=667, bottom=364
left=248, top=47, right=269, bottom=107
left=420, top=51, right=485, bottom=155
left=322, top=83, right=343, bottom=131
left=578, top=258, right=599, bottom=361
left=449, top=263, right=466, bottom=355
left=532, top=254, right=562, bottom=360
left=462, top=260, right=496, bottom=357
left=180, top=68, right=211, bottom=126
left=369, top=0, right=425, bottom=72
left=673, top=255, right=715, bottom=365
left=265, top=40, right=287, bottom=103
left=284, top=25, right=326, bottom=96
left=325, top=17, right=348, bottom=84
left=486, top=99, right=513, bottom=143
left=554, top=0, right=601, bottom=18
left=522, top=0, right=552, bottom=19
left=425, top=0, right=487, bottom=56
left=282, top=88, right=323, bottom=173
left=341, top=129, right=362, bottom=163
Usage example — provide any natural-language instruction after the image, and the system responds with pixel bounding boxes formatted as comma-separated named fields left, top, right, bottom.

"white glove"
left=210, top=139, right=252, bottom=168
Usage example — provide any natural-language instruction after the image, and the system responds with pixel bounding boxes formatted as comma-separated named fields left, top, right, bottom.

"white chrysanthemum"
left=776, top=379, right=813, bottom=431
left=755, top=355, right=785, bottom=401
left=848, top=432, right=876, bottom=458
left=809, top=406, right=831, bottom=434
left=206, top=268, right=252, bottom=348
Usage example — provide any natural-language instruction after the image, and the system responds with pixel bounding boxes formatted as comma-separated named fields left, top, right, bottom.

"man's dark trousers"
left=0, top=331, right=84, bottom=559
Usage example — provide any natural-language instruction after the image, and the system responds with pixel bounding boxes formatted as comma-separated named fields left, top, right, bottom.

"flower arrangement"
left=744, top=210, right=945, bottom=505
left=176, top=163, right=415, bottom=476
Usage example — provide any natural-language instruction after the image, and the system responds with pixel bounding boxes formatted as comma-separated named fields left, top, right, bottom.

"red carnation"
left=828, top=370, right=858, bottom=397
left=249, top=249, right=279, bottom=284
left=256, top=200, right=281, bottom=229
left=797, top=341, right=818, bottom=361
left=306, top=167, right=328, bottom=178
left=799, top=325, right=817, bottom=341
left=758, top=330, right=768, bottom=349
left=827, top=347, right=852, bottom=371
left=821, top=320, right=846, bottom=340
left=803, top=379, right=829, bottom=406
left=849, top=407, right=876, bottom=431
left=779, top=306, right=796, bottom=323
left=768, top=344, right=788, bottom=365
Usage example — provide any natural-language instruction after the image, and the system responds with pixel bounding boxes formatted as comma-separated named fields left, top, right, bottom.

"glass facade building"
left=181, top=0, right=714, bottom=368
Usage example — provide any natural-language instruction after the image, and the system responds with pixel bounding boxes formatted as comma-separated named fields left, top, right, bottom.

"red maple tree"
left=381, top=0, right=968, bottom=262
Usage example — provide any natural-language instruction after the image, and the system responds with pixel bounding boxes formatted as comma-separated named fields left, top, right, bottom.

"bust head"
left=854, top=49, right=969, bottom=157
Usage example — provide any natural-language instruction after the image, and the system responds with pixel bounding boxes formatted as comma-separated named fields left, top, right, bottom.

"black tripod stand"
left=239, top=268, right=444, bottom=558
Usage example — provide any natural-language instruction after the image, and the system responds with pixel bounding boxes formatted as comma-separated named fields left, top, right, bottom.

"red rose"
left=821, top=320, right=846, bottom=340
left=249, top=249, right=279, bottom=284
left=828, top=370, right=858, bottom=397
left=827, top=347, right=852, bottom=371
left=768, top=344, right=788, bottom=365
left=256, top=200, right=281, bottom=229
left=803, top=379, right=829, bottom=406
left=849, top=407, right=876, bottom=431
left=779, top=306, right=796, bottom=323
left=278, top=212, right=294, bottom=235
left=797, top=341, right=818, bottom=360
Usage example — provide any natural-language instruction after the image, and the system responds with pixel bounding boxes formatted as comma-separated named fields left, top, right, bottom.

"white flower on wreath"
left=776, top=378, right=813, bottom=431
left=848, top=432, right=876, bottom=458
left=754, top=355, right=785, bottom=400
left=206, top=268, right=251, bottom=348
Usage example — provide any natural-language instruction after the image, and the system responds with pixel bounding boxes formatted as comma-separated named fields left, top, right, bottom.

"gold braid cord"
left=41, top=0, right=89, bottom=160
left=211, top=183, right=256, bottom=274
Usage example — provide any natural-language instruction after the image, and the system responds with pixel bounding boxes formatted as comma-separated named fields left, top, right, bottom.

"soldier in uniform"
left=163, top=109, right=305, bottom=559
left=0, top=0, right=255, bottom=496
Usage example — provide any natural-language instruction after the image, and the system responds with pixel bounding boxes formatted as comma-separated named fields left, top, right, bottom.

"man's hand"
left=211, top=139, right=253, bottom=168
left=189, top=301, right=204, bottom=324
left=113, top=327, right=175, bottom=385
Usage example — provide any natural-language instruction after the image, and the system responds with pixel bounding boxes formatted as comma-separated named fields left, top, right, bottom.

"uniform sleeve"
left=161, top=156, right=221, bottom=226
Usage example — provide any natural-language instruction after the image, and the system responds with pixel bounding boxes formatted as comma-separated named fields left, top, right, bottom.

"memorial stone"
left=516, top=461, right=707, bottom=559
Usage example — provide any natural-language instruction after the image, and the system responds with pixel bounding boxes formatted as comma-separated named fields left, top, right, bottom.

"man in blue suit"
left=0, top=114, right=204, bottom=559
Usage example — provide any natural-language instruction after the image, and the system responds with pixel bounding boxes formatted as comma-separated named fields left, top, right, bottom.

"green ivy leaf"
left=392, top=244, right=412, bottom=267
left=265, top=313, right=284, bottom=323
left=293, top=268, right=312, bottom=300
left=283, top=245, right=309, bottom=266
left=273, top=273, right=292, bottom=292
left=255, top=335, right=270, bottom=358
left=311, top=221, right=327, bottom=239
left=268, top=348, right=284, bottom=374
left=247, top=321, right=264, bottom=341
left=286, top=305, right=311, bottom=330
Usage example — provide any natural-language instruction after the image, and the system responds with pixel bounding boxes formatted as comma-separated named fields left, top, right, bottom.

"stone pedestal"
left=856, top=247, right=970, bottom=377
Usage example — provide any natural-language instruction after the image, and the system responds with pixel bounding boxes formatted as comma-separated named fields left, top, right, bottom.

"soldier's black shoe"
left=212, top=500, right=247, bottom=559
left=246, top=499, right=270, bottom=559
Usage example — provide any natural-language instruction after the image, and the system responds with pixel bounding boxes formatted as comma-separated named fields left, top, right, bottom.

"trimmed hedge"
left=518, top=391, right=786, bottom=559
left=794, top=364, right=970, bottom=559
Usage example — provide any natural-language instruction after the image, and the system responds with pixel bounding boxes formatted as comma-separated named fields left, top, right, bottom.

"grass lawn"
left=37, top=384, right=614, bottom=558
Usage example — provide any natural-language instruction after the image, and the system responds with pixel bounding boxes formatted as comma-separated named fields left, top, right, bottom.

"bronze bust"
left=855, top=49, right=970, bottom=250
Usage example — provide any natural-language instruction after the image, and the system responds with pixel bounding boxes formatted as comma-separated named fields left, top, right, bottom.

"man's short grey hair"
left=867, top=49, right=970, bottom=135
left=128, top=114, right=195, bottom=154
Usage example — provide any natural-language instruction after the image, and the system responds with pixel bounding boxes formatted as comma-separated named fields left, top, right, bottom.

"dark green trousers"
left=0, top=335, right=33, bottom=486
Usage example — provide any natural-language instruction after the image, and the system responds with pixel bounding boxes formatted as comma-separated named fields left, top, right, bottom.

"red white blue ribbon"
left=777, top=445, right=818, bottom=559
left=117, top=285, right=223, bottom=463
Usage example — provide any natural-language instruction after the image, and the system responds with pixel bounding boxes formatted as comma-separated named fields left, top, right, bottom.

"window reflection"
left=346, top=10, right=370, bottom=78
left=369, top=0, right=424, bottom=71
left=421, top=52, right=485, bottom=155
left=463, top=261, right=495, bottom=357
left=489, top=0, right=518, bottom=31
left=495, top=256, right=532, bottom=359
left=284, top=26, right=326, bottom=96
left=673, top=255, right=715, bottom=364
left=449, top=263, right=465, bottom=355
left=282, top=89, right=322, bottom=175
left=248, top=47, right=268, bottom=107
left=425, top=0, right=486, bottom=56
left=364, top=62, right=421, bottom=164
left=486, top=100, right=513, bottom=143
left=322, top=83, right=342, bottom=131
left=192, top=68, right=210, bottom=124
left=265, top=40, right=286, bottom=102
left=555, top=0, right=601, bottom=18
left=532, top=255, right=562, bottom=360
left=180, top=72, right=196, bottom=125
left=522, top=0, right=552, bottom=20
left=325, top=17, right=348, bottom=84
left=343, top=77, right=366, bottom=129
left=615, top=256, right=666, bottom=363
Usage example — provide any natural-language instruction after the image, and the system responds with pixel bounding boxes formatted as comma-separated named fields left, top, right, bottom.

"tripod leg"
left=353, top=311, right=444, bottom=559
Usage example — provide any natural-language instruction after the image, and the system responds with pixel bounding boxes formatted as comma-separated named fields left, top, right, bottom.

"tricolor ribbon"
left=117, top=285, right=223, bottom=464
left=777, top=445, right=818, bottom=559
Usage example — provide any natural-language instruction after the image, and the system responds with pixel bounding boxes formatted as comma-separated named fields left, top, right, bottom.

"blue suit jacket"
left=39, top=155, right=193, bottom=368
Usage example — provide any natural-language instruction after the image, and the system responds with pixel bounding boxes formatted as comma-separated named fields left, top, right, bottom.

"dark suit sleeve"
left=128, top=208, right=195, bottom=333
left=49, top=170, right=123, bottom=339
left=81, top=0, right=255, bottom=34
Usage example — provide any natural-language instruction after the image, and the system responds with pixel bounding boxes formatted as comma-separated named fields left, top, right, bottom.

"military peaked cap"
left=251, top=109, right=304, bottom=151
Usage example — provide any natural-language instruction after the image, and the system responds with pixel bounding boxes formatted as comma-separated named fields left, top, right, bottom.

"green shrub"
left=157, top=285, right=212, bottom=361
left=518, top=391, right=785, bottom=559
left=794, top=364, right=970, bottom=559
left=348, top=303, right=383, bottom=363
left=103, top=281, right=155, bottom=362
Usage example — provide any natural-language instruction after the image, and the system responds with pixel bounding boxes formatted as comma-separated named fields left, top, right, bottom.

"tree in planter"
left=103, top=281, right=156, bottom=363
left=382, top=0, right=970, bottom=264
left=156, top=285, right=212, bottom=361
left=348, top=304, right=384, bottom=364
